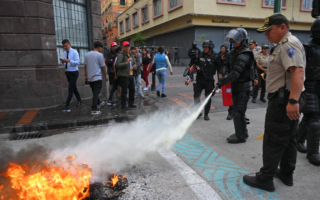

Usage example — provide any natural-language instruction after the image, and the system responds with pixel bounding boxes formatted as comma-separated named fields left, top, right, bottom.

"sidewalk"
left=0, top=94, right=158, bottom=134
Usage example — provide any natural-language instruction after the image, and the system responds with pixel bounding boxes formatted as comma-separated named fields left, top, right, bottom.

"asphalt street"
left=0, top=66, right=319, bottom=200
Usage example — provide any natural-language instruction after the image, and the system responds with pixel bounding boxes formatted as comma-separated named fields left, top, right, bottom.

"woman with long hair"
left=141, top=48, right=151, bottom=91
left=153, top=46, right=173, bottom=97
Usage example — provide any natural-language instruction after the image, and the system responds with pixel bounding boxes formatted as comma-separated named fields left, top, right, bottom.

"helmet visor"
left=224, top=29, right=244, bottom=44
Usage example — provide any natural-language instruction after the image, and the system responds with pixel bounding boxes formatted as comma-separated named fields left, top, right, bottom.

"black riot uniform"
left=216, top=28, right=257, bottom=144
left=194, top=40, right=221, bottom=121
left=188, top=41, right=201, bottom=81
left=296, top=18, right=320, bottom=166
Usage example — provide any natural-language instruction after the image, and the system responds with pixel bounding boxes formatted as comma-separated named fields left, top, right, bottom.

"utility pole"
left=274, top=0, right=282, bottom=14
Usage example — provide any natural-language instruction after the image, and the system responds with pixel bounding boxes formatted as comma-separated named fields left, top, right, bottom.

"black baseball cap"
left=257, top=14, right=289, bottom=33
left=130, top=46, right=136, bottom=50
left=262, top=45, right=269, bottom=49
left=249, top=40, right=257, bottom=45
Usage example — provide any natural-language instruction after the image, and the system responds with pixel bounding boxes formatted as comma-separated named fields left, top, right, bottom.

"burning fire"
left=0, top=155, right=92, bottom=200
left=108, top=172, right=127, bottom=187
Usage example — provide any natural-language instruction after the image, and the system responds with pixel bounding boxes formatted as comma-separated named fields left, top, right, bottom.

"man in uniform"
left=296, top=19, right=320, bottom=166
left=243, top=14, right=305, bottom=192
left=249, top=40, right=260, bottom=59
left=194, top=40, right=221, bottom=121
left=188, top=41, right=201, bottom=81
left=252, top=45, right=269, bottom=103
left=216, top=28, right=258, bottom=144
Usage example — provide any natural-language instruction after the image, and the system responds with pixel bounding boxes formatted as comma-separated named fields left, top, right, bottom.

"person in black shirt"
left=141, top=48, right=152, bottom=91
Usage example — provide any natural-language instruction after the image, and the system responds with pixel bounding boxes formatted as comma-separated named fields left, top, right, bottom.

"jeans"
left=119, top=76, right=135, bottom=107
left=65, top=71, right=81, bottom=105
left=89, top=80, right=102, bottom=111
left=156, top=69, right=167, bottom=94
left=109, top=79, right=119, bottom=101
left=134, top=74, right=143, bottom=96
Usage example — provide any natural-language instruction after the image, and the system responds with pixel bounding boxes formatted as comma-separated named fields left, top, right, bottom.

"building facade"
left=118, top=0, right=314, bottom=63
left=0, top=0, right=103, bottom=110
left=101, top=0, right=135, bottom=46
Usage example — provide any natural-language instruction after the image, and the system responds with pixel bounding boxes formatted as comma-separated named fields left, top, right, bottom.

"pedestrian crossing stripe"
left=256, top=133, right=264, bottom=140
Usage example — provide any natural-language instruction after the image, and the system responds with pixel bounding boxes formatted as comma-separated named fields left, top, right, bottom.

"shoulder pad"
left=237, top=53, right=250, bottom=63
left=282, top=38, right=288, bottom=44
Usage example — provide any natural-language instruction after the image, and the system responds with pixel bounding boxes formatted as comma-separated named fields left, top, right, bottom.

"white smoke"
left=51, top=91, right=214, bottom=182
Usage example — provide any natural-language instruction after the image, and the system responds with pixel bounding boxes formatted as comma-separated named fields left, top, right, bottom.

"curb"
left=0, top=115, right=136, bottom=134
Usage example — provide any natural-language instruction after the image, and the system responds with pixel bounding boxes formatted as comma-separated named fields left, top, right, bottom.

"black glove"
left=216, top=82, right=222, bottom=89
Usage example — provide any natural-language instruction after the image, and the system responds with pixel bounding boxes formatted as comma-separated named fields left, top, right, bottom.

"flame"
left=66, top=154, right=75, bottom=161
left=108, top=171, right=127, bottom=187
left=0, top=160, right=92, bottom=200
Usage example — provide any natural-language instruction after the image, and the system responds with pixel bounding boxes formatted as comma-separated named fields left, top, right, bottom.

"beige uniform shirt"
left=266, top=32, right=306, bottom=93
left=252, top=49, right=260, bottom=60
left=257, top=54, right=269, bottom=68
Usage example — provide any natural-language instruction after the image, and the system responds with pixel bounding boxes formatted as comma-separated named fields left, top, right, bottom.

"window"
left=141, top=6, right=149, bottom=23
left=125, top=17, right=130, bottom=31
left=169, top=0, right=183, bottom=10
left=154, top=0, right=163, bottom=18
left=53, top=0, right=89, bottom=64
left=120, top=21, right=124, bottom=33
left=132, top=12, right=138, bottom=28
left=120, top=0, right=126, bottom=6
left=262, top=0, right=287, bottom=8
left=301, top=0, right=313, bottom=11
left=217, top=0, right=247, bottom=5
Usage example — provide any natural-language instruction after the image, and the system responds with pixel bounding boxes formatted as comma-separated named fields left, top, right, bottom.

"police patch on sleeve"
left=286, top=48, right=294, bottom=58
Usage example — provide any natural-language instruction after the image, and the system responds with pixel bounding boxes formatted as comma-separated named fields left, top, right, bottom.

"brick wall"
left=0, top=0, right=104, bottom=110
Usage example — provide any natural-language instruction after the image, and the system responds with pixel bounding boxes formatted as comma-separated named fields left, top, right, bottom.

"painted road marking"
left=158, top=148, right=222, bottom=200
left=0, top=112, right=8, bottom=120
left=168, top=98, right=189, bottom=108
left=256, top=133, right=264, bottom=140
left=174, top=135, right=280, bottom=200
left=16, top=110, right=39, bottom=125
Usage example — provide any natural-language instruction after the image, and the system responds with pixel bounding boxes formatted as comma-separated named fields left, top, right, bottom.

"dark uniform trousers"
left=89, top=80, right=102, bottom=111
left=194, top=78, right=214, bottom=115
left=257, top=92, right=302, bottom=179
left=231, top=81, right=251, bottom=139
left=253, top=69, right=266, bottom=99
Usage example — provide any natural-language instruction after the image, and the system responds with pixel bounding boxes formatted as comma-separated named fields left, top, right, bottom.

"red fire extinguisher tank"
left=222, top=82, right=233, bottom=106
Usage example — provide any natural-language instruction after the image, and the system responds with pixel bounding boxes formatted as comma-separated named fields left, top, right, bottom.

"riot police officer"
left=296, top=18, right=320, bottom=166
left=216, top=28, right=258, bottom=143
left=194, top=40, right=221, bottom=121
left=188, top=41, right=201, bottom=81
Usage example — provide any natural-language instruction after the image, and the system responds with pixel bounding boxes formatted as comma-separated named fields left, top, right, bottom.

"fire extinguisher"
left=222, top=82, right=233, bottom=106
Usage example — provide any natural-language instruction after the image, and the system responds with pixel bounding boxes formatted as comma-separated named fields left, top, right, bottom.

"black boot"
left=226, top=134, right=246, bottom=144
left=297, top=143, right=307, bottom=153
left=157, top=91, right=160, bottom=97
left=229, top=132, right=249, bottom=139
left=275, top=168, right=293, bottom=186
left=204, top=114, right=210, bottom=121
left=306, top=121, right=320, bottom=166
left=260, top=98, right=266, bottom=103
left=252, top=98, right=256, bottom=103
left=226, top=113, right=233, bottom=120
left=307, top=154, right=320, bottom=166
left=243, top=175, right=275, bottom=192
left=197, top=113, right=202, bottom=119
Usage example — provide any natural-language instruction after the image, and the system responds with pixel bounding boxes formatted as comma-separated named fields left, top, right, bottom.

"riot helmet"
left=311, top=18, right=320, bottom=39
left=224, top=28, right=248, bottom=48
left=192, top=41, right=197, bottom=48
left=202, top=40, right=215, bottom=50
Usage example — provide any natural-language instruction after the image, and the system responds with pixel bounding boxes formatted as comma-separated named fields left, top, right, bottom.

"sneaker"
left=97, top=101, right=105, bottom=108
left=157, top=91, right=160, bottom=97
left=107, top=100, right=116, bottom=106
left=76, top=101, right=82, bottom=107
left=143, top=87, right=149, bottom=91
left=148, top=84, right=151, bottom=88
left=128, top=104, right=137, bottom=109
left=161, top=94, right=167, bottom=98
left=91, top=110, right=101, bottom=116
left=139, top=95, right=146, bottom=99
left=216, top=89, right=221, bottom=94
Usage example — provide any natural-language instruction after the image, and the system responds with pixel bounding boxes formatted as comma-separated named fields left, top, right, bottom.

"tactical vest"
left=198, top=53, right=216, bottom=80
left=229, top=48, right=255, bottom=82
left=304, top=41, right=320, bottom=81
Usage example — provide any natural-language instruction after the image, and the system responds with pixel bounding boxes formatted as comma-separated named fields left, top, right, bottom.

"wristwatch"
left=288, top=99, right=299, bottom=104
